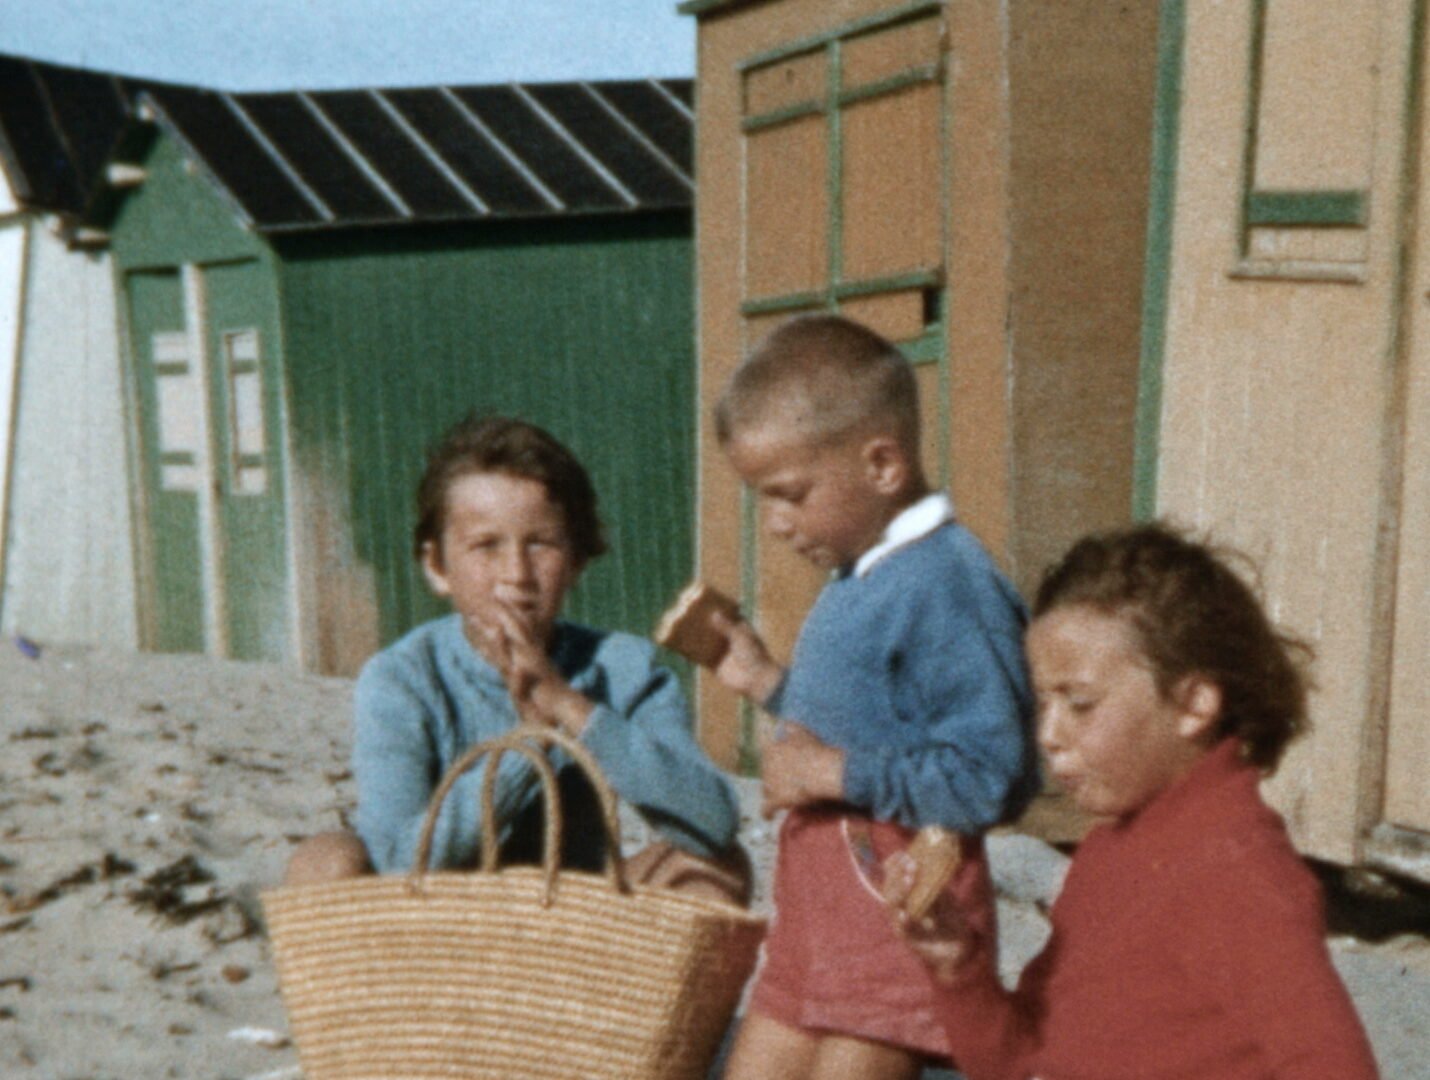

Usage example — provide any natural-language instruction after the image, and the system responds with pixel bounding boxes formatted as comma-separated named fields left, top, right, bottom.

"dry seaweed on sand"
left=6, top=853, right=136, bottom=913
left=126, top=855, right=262, bottom=941
left=127, top=855, right=226, bottom=924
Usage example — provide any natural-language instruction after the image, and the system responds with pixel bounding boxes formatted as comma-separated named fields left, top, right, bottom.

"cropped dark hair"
left=714, top=313, right=920, bottom=451
left=413, top=413, right=606, bottom=566
left=1033, top=522, right=1311, bottom=771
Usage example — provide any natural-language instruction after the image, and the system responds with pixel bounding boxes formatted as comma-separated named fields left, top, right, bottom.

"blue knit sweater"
left=768, top=522, right=1039, bottom=831
left=351, top=613, right=740, bottom=872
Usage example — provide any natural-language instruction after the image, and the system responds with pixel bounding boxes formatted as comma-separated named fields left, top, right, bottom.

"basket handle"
left=409, top=724, right=630, bottom=905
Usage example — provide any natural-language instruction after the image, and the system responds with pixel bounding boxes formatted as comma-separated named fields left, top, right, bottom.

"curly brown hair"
left=413, top=413, right=606, bottom=567
left=1032, top=522, right=1312, bottom=771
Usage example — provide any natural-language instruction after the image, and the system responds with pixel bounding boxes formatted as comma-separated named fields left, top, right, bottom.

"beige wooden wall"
left=688, top=0, right=1158, bottom=767
left=1151, top=0, right=1419, bottom=867
left=1006, top=3, right=1159, bottom=592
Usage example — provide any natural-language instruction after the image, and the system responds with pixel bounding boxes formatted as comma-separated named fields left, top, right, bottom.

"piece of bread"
left=655, top=582, right=741, bottom=668
left=903, top=826, right=963, bottom=921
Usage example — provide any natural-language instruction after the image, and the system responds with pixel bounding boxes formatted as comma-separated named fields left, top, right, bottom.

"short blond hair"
left=713, top=314, right=920, bottom=450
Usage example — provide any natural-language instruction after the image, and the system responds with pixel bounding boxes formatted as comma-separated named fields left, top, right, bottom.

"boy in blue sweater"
left=709, top=315, right=1039, bottom=1080
left=285, top=414, right=749, bottom=904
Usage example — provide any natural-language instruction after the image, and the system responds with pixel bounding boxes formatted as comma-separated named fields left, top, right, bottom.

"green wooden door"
left=204, top=260, right=291, bottom=661
left=128, top=269, right=206, bottom=652
left=127, top=261, right=291, bottom=660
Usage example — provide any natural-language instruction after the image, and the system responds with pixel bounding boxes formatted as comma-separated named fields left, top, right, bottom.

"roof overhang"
left=677, top=0, right=777, bottom=17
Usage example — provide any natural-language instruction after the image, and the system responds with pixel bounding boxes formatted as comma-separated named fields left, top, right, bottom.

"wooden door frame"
left=1363, top=0, right=1430, bottom=883
left=731, top=0, right=952, bottom=770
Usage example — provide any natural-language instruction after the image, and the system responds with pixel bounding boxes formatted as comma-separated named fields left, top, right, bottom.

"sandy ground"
left=0, top=640, right=1425, bottom=1080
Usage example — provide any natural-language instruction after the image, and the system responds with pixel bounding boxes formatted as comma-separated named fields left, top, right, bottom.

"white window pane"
left=235, top=464, right=267, bottom=495
left=153, top=330, right=188, bottom=366
left=161, top=462, right=200, bottom=492
left=232, top=368, right=265, bottom=456
left=223, top=329, right=267, bottom=495
left=226, top=328, right=260, bottom=364
left=153, top=330, right=199, bottom=456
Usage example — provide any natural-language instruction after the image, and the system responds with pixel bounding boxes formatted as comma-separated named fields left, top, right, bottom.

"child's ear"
left=1172, top=675, right=1222, bottom=741
left=420, top=539, right=453, bottom=598
left=861, top=434, right=910, bottom=495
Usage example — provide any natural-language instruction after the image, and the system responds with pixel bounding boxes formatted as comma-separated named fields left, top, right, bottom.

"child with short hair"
left=888, top=523, right=1382, bottom=1079
left=286, top=413, right=749, bottom=904
left=710, top=314, right=1040, bottom=1079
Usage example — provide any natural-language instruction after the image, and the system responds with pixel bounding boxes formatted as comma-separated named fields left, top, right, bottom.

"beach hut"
left=680, top=0, right=1161, bottom=768
left=1140, top=0, right=1429, bottom=881
left=0, top=57, right=152, bottom=653
left=2, top=55, right=698, bottom=676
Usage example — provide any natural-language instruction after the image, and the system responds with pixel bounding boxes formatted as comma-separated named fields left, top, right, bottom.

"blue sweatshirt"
left=352, top=613, right=740, bottom=872
left=768, top=520, right=1039, bottom=831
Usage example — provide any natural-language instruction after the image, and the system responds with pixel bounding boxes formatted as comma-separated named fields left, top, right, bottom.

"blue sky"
left=0, top=0, right=696, bottom=89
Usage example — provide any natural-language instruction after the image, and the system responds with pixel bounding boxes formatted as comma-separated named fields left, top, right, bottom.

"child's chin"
left=797, top=548, right=839, bottom=569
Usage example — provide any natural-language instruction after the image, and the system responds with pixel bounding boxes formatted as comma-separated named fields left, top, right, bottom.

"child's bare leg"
left=284, top=830, right=371, bottom=885
left=626, top=839, right=754, bottom=907
left=721, top=1014, right=820, bottom=1080
left=722, top=1016, right=924, bottom=1080
left=810, top=1034, right=923, bottom=1080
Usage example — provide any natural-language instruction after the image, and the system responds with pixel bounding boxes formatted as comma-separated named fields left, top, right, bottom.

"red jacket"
left=941, top=739, right=1381, bottom=1080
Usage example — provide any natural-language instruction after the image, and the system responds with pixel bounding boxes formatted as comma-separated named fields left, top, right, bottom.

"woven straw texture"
left=262, top=728, right=765, bottom=1080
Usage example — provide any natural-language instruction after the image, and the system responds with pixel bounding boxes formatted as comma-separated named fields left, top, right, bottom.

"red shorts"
left=747, top=806, right=995, bottom=1057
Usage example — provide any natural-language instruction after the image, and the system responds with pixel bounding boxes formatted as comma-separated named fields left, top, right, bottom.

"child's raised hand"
left=883, top=851, right=981, bottom=986
left=758, top=721, right=844, bottom=818
left=710, top=609, right=785, bottom=704
left=479, top=604, right=593, bottom=735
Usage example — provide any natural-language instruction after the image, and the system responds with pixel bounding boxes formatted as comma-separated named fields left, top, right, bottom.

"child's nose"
left=1036, top=705, right=1065, bottom=752
left=500, top=544, right=535, bottom=583
left=764, top=505, right=794, bottom=540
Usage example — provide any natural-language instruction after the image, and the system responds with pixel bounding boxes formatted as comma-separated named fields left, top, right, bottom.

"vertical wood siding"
left=0, top=224, right=139, bottom=649
left=1148, top=0, right=1421, bottom=865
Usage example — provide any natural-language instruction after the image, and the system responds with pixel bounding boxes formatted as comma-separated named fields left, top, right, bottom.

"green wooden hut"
left=84, top=78, right=696, bottom=674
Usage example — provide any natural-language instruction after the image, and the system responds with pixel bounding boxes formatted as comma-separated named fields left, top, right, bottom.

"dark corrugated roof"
left=0, top=55, right=157, bottom=213
left=0, top=53, right=693, bottom=232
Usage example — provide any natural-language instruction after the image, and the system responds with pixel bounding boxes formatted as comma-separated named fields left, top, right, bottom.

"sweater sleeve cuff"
left=576, top=701, right=621, bottom=761
left=762, top=669, right=790, bottom=715
left=840, top=750, right=876, bottom=808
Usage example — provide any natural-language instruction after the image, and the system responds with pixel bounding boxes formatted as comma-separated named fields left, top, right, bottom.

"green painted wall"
left=105, top=128, right=696, bottom=671
left=275, top=213, right=696, bottom=662
left=108, top=135, right=269, bottom=270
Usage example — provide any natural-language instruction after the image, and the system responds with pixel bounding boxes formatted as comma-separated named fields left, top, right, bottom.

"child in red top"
left=888, top=522, right=1381, bottom=1080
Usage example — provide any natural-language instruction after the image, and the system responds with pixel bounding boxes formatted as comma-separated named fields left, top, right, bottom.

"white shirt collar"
left=853, top=491, right=955, bottom=578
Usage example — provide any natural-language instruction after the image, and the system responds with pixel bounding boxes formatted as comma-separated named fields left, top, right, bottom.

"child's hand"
left=758, top=722, right=844, bottom=818
left=709, top=610, right=785, bottom=704
left=479, top=604, right=593, bottom=735
left=883, top=851, right=981, bottom=986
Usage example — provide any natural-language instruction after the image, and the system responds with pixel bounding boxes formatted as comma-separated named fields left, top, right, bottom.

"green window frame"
left=1235, top=0, right=1377, bottom=280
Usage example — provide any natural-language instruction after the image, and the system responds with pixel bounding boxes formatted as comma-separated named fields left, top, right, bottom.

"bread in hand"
left=655, top=582, right=741, bottom=668
left=903, top=826, right=963, bottom=921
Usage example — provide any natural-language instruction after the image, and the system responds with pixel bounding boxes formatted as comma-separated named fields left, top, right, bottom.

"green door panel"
left=204, top=260, right=291, bottom=662
left=126, top=261, right=291, bottom=661
left=126, top=269, right=205, bottom=653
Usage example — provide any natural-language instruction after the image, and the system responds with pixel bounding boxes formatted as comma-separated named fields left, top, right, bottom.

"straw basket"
left=262, top=726, right=765, bottom=1080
